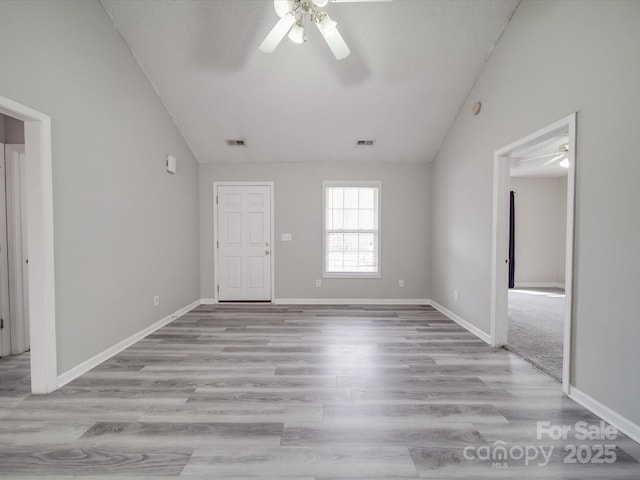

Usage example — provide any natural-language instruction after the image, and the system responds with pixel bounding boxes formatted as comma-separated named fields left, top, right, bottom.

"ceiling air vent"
left=225, top=139, right=247, bottom=147
left=356, top=139, right=375, bottom=147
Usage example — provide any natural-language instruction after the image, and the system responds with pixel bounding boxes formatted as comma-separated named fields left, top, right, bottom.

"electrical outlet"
left=398, top=279, right=404, bottom=288
left=315, top=279, right=322, bottom=287
left=453, top=290, right=458, bottom=301
left=154, top=295, right=160, bottom=307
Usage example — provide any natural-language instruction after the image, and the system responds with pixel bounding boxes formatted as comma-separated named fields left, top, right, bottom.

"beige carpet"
left=507, top=288, right=565, bottom=381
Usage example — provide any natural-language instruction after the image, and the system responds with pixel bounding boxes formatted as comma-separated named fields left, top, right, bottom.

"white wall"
left=510, top=176, right=566, bottom=287
left=0, top=1, right=200, bottom=373
left=200, top=162, right=431, bottom=301
left=431, top=0, right=640, bottom=426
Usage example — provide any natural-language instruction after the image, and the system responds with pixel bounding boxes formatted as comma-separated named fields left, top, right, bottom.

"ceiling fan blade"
left=274, top=0, right=293, bottom=17
left=324, top=28, right=351, bottom=60
left=316, top=23, right=351, bottom=60
left=259, top=14, right=296, bottom=53
left=513, top=151, right=564, bottom=162
left=542, top=154, right=565, bottom=166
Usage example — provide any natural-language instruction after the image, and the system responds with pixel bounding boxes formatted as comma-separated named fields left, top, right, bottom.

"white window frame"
left=322, top=180, right=381, bottom=279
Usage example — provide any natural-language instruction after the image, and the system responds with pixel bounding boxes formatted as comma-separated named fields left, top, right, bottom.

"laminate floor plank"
left=4, top=403, right=159, bottom=422
left=0, top=445, right=191, bottom=476
left=281, top=423, right=487, bottom=447
left=323, top=403, right=509, bottom=426
left=80, top=421, right=283, bottom=447
left=0, top=477, right=315, bottom=480
left=140, top=403, right=323, bottom=424
left=0, top=420, right=93, bottom=443
left=188, top=387, right=353, bottom=404
left=19, top=395, right=190, bottom=407
left=139, top=365, right=276, bottom=374
left=0, top=304, right=637, bottom=478
left=0, top=477, right=179, bottom=480
left=76, top=373, right=336, bottom=389
left=182, top=446, right=419, bottom=477
left=351, top=387, right=516, bottom=404
left=336, top=375, right=490, bottom=389
left=275, top=365, right=412, bottom=376
left=23, top=385, right=196, bottom=399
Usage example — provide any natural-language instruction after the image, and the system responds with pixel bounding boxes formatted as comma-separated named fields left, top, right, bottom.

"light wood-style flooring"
left=0, top=304, right=639, bottom=478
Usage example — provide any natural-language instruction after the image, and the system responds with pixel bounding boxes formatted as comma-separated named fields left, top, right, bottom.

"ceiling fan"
left=512, top=143, right=570, bottom=168
left=259, top=0, right=392, bottom=60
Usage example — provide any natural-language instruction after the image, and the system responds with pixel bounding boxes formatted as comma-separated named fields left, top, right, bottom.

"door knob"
left=265, top=250, right=270, bottom=255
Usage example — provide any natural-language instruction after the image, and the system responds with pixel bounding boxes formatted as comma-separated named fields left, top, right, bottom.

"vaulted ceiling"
left=100, top=0, right=520, bottom=163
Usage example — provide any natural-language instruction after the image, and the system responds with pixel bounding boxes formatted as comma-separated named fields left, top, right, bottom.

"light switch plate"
left=281, top=233, right=292, bottom=241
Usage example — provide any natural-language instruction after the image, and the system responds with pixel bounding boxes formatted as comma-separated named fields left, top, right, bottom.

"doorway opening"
left=0, top=125, right=31, bottom=362
left=507, top=139, right=569, bottom=381
left=213, top=182, right=274, bottom=303
left=491, top=113, right=576, bottom=394
left=0, top=95, right=57, bottom=394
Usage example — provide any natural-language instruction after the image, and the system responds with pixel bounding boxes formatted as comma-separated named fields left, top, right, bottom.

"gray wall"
left=0, top=1, right=200, bottom=373
left=431, top=0, right=640, bottom=425
left=3, top=114, right=25, bottom=144
left=200, top=163, right=431, bottom=300
left=510, top=176, right=566, bottom=287
left=0, top=113, right=24, bottom=143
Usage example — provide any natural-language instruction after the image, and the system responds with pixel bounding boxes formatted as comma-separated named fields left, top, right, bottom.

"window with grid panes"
left=323, top=181, right=380, bottom=277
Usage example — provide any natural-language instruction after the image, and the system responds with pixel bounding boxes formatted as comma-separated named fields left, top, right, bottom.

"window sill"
left=323, top=273, right=381, bottom=279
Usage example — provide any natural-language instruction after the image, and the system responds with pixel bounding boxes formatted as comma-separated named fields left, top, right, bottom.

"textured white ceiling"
left=101, top=0, right=519, bottom=163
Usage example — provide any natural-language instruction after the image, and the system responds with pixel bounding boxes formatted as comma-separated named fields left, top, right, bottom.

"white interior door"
left=5, top=144, right=29, bottom=355
left=0, top=144, right=9, bottom=357
left=217, top=184, right=272, bottom=301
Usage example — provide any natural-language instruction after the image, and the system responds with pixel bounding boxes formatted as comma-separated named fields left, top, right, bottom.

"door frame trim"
left=0, top=95, right=57, bottom=394
left=212, top=181, right=275, bottom=302
left=490, top=112, right=576, bottom=394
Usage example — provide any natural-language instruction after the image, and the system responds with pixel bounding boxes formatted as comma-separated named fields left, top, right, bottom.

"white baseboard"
left=568, top=386, right=640, bottom=444
left=514, top=282, right=565, bottom=289
left=206, top=297, right=430, bottom=306
left=273, top=298, right=431, bottom=305
left=428, top=300, right=491, bottom=344
left=56, top=299, right=200, bottom=388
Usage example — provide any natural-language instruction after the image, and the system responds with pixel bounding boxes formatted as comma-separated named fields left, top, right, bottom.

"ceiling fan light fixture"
left=288, top=21, right=306, bottom=44
left=313, top=0, right=329, bottom=7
